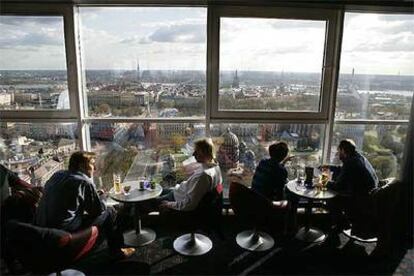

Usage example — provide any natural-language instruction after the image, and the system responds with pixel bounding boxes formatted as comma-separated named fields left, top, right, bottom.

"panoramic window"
left=219, top=18, right=326, bottom=112
left=210, top=123, right=324, bottom=197
left=331, top=123, right=408, bottom=179
left=336, top=13, right=414, bottom=120
left=89, top=122, right=205, bottom=190
left=0, top=16, right=69, bottom=110
left=332, top=12, right=414, bottom=179
left=78, top=7, right=207, bottom=118
left=0, top=122, right=78, bottom=185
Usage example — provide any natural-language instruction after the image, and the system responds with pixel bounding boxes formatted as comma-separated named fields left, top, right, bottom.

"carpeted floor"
left=2, top=213, right=412, bottom=275
left=73, top=213, right=411, bottom=275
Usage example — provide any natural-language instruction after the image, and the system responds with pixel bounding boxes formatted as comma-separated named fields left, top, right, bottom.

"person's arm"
left=83, top=181, right=106, bottom=217
left=281, top=155, right=295, bottom=166
left=328, top=162, right=353, bottom=195
left=168, top=173, right=211, bottom=211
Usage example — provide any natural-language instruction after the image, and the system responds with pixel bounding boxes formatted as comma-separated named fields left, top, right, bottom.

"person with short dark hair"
left=251, top=142, right=293, bottom=201
left=326, top=139, right=379, bottom=244
left=35, top=151, right=135, bottom=258
left=329, top=139, right=378, bottom=196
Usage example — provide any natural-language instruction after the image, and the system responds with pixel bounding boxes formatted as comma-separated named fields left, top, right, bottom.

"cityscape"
left=1, top=68, right=412, bottom=195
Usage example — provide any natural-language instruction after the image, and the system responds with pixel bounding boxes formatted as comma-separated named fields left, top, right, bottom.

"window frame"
left=0, top=2, right=412, bottom=175
left=208, top=6, right=340, bottom=122
left=328, top=9, right=413, bottom=163
left=0, top=3, right=82, bottom=121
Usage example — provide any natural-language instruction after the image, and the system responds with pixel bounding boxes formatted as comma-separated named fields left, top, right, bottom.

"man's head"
left=269, top=142, right=289, bottom=162
left=337, top=139, right=356, bottom=162
left=68, top=151, right=96, bottom=178
left=193, top=138, right=215, bottom=163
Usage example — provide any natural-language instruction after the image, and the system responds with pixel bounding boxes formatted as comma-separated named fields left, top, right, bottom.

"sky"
left=0, top=8, right=413, bottom=75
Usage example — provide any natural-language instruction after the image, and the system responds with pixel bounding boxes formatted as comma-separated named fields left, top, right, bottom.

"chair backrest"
left=350, top=179, right=400, bottom=239
left=195, top=165, right=223, bottom=216
left=5, top=220, right=98, bottom=274
left=229, top=182, right=273, bottom=225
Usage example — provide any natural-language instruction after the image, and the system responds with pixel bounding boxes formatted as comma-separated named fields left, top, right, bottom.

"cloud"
left=0, top=29, right=63, bottom=49
left=0, top=16, right=62, bottom=27
left=0, top=16, right=64, bottom=49
left=378, top=14, right=414, bottom=22
left=271, top=20, right=325, bottom=30
left=348, top=33, right=414, bottom=53
left=141, top=23, right=206, bottom=44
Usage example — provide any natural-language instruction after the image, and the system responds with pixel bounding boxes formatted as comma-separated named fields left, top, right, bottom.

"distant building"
left=157, top=123, right=187, bottom=140
left=90, top=122, right=128, bottom=143
left=0, top=93, right=12, bottom=106
left=56, top=138, right=76, bottom=154
left=88, top=90, right=147, bottom=108
left=232, top=70, right=240, bottom=89
left=159, top=108, right=179, bottom=117
left=136, top=59, right=141, bottom=83
left=217, top=128, right=240, bottom=171
left=33, top=159, right=64, bottom=186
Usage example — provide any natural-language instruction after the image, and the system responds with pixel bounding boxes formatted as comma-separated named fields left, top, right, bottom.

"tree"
left=97, top=103, right=111, bottom=114
left=363, top=134, right=380, bottom=154
left=370, top=155, right=397, bottom=179
left=171, top=134, right=185, bottom=153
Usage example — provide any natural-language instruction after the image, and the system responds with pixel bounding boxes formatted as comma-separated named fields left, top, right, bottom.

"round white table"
left=286, top=179, right=336, bottom=243
left=109, top=181, right=162, bottom=247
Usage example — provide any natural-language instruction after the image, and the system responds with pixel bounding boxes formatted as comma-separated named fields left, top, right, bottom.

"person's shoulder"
left=258, top=158, right=271, bottom=167
left=67, top=171, right=93, bottom=186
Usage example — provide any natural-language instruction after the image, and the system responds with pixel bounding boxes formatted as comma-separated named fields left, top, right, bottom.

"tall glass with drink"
left=113, top=173, right=121, bottom=194
left=320, top=166, right=330, bottom=191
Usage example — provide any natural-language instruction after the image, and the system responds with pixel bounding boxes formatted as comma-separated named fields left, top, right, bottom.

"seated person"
left=326, top=139, right=379, bottom=240
left=1, top=165, right=44, bottom=270
left=159, top=138, right=222, bottom=212
left=251, top=142, right=293, bottom=201
left=35, top=151, right=134, bottom=258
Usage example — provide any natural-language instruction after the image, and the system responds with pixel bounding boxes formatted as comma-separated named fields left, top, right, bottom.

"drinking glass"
left=296, top=166, right=305, bottom=182
left=122, top=184, right=131, bottom=195
left=113, top=173, right=121, bottom=194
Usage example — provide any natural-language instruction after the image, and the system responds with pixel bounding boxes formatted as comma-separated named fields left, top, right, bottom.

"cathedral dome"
left=222, top=128, right=239, bottom=147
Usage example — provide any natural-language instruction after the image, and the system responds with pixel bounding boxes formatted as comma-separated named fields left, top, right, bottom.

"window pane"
left=210, top=123, right=324, bottom=197
left=0, top=122, right=78, bottom=185
left=336, top=13, right=414, bottom=120
left=89, top=122, right=205, bottom=191
left=0, top=16, right=69, bottom=110
left=79, top=7, right=206, bottom=118
left=330, top=123, right=407, bottom=179
left=219, top=18, right=326, bottom=112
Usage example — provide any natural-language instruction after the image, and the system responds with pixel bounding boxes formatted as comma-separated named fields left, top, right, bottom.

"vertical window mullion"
left=206, top=6, right=216, bottom=137
left=67, top=6, right=88, bottom=150
left=323, top=9, right=344, bottom=163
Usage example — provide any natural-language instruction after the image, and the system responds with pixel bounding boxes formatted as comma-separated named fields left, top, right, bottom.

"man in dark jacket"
left=35, top=151, right=134, bottom=258
left=326, top=139, right=379, bottom=242
left=251, top=142, right=293, bottom=201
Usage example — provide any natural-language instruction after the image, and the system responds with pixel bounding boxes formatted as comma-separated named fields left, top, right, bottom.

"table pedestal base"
left=295, top=227, right=326, bottom=243
left=124, top=228, right=156, bottom=247
left=173, top=233, right=213, bottom=256
left=236, top=230, right=274, bottom=251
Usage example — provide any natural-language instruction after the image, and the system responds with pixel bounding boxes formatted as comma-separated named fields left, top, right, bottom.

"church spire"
left=136, top=59, right=141, bottom=83
left=232, top=69, right=239, bottom=88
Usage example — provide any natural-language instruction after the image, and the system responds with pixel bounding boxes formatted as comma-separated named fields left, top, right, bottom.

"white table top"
left=286, top=179, right=337, bottom=200
left=109, top=180, right=163, bottom=203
